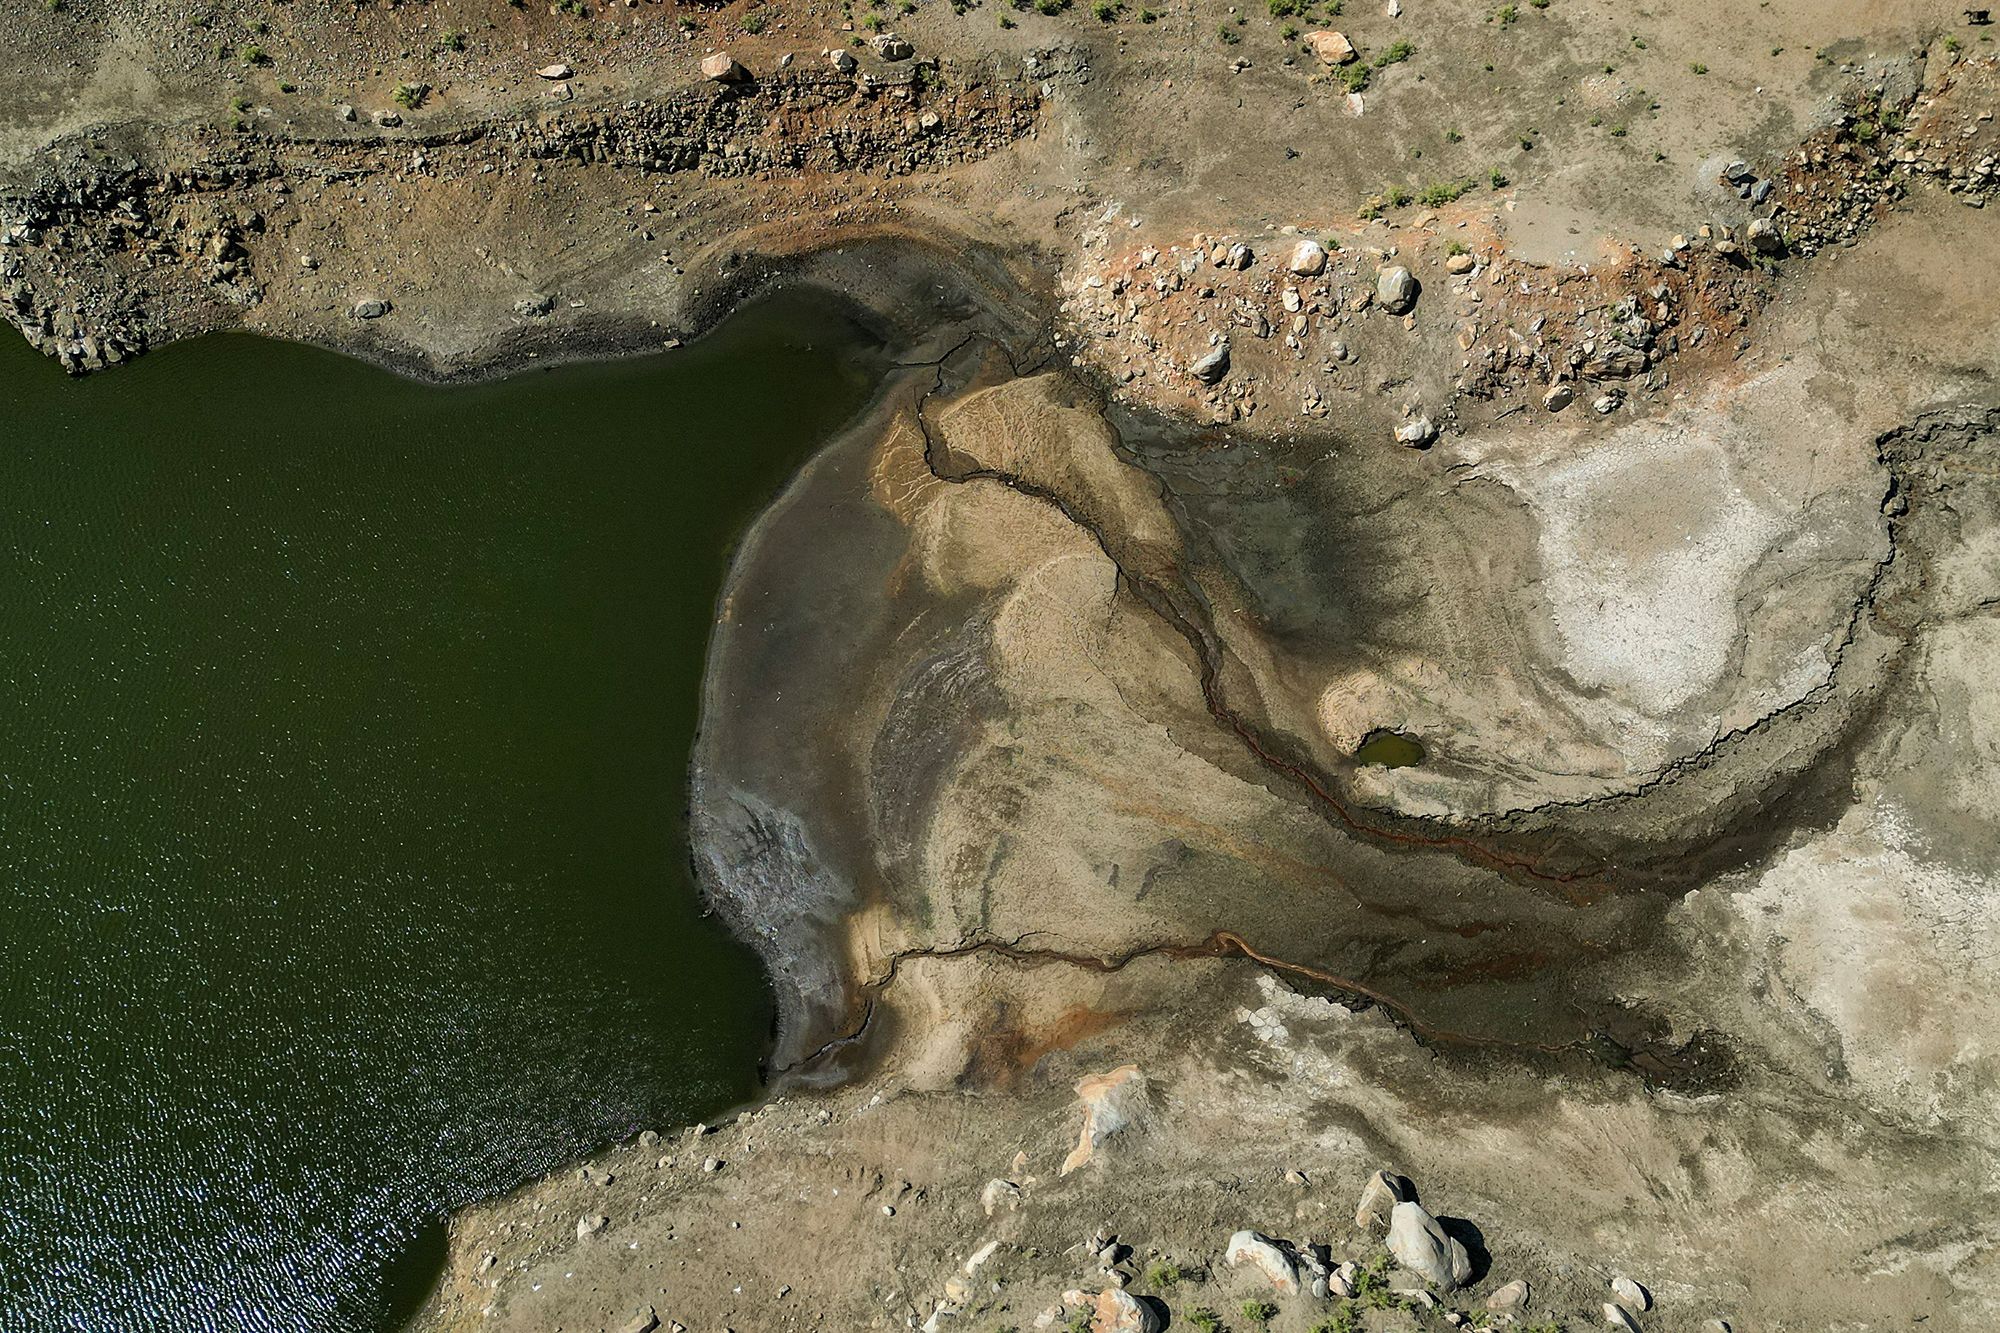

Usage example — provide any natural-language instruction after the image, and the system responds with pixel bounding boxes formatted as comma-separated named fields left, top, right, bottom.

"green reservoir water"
left=0, top=297, right=886, bottom=1331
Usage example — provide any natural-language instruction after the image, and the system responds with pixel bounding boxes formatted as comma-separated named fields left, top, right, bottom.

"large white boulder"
left=1386, top=1201, right=1473, bottom=1290
left=1224, top=1230, right=1299, bottom=1293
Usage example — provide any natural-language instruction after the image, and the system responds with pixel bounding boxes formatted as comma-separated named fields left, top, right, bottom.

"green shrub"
left=1186, top=1310, right=1223, bottom=1333
left=392, top=81, right=429, bottom=109
left=1242, top=1299, right=1280, bottom=1326
left=1374, top=38, right=1414, bottom=65
left=1417, top=176, right=1475, bottom=205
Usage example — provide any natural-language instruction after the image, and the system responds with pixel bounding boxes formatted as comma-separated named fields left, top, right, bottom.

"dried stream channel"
left=0, top=295, right=886, bottom=1332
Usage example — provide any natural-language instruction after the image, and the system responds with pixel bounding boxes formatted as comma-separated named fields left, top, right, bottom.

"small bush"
left=229, top=95, right=252, bottom=113
left=1185, top=1311, right=1223, bottom=1333
left=438, top=27, right=467, bottom=51
left=1242, top=1299, right=1280, bottom=1326
left=1374, top=38, right=1414, bottom=65
left=1312, top=1306, right=1363, bottom=1333
left=1492, top=3, right=1517, bottom=23
left=1490, top=165, right=1510, bottom=187
left=393, top=81, right=430, bottom=109
left=1690, top=60, right=1708, bottom=74
left=741, top=10, right=766, bottom=30
left=1094, top=0, right=1118, bottom=19
left=1416, top=176, right=1475, bottom=205
left=240, top=44, right=268, bottom=65
left=1218, top=23, right=1240, bottom=42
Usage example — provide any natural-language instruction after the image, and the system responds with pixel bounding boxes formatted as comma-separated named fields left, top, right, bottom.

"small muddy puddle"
left=1354, top=729, right=1426, bottom=767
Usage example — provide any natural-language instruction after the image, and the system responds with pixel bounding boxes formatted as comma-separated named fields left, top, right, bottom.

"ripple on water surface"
left=0, top=301, right=886, bottom=1331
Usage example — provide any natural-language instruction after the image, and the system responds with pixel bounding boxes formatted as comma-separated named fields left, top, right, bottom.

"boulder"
left=1188, top=342, right=1231, bottom=384
left=1060, top=1065, right=1148, bottom=1174
left=1584, top=344, right=1647, bottom=378
left=874, top=33, right=915, bottom=59
left=830, top=48, right=858, bottom=73
left=1604, top=1303, right=1641, bottom=1332
left=1355, top=1169, right=1408, bottom=1227
left=1746, top=216, right=1783, bottom=254
left=1542, top=383, right=1575, bottom=412
left=1303, top=29, right=1358, bottom=64
left=1486, top=1278, right=1531, bottom=1313
left=1091, top=1288, right=1164, bottom=1333
left=1386, top=1201, right=1472, bottom=1290
left=1287, top=239, right=1328, bottom=275
left=1611, top=1278, right=1652, bottom=1312
left=1376, top=265, right=1419, bottom=314
left=618, top=1309, right=660, bottom=1333
left=981, top=1178, right=1023, bottom=1215
left=576, top=1212, right=609, bottom=1240
left=1225, top=1231, right=1299, bottom=1293
left=701, top=52, right=749, bottom=82
left=1395, top=417, right=1436, bottom=448
left=1445, top=251, right=1476, bottom=274
left=536, top=63, right=574, bottom=79
left=350, top=299, right=390, bottom=319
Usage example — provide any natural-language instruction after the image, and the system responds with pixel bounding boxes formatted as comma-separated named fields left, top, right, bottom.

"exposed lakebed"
left=0, top=294, right=886, bottom=1331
